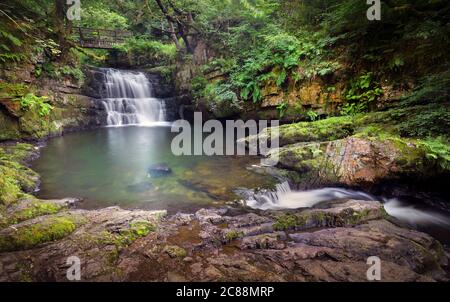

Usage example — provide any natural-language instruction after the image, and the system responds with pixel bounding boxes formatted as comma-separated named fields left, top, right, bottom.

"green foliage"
left=0, top=27, right=26, bottom=63
left=419, top=137, right=450, bottom=171
left=341, top=73, right=383, bottom=115
left=306, top=110, right=319, bottom=122
left=19, top=93, right=53, bottom=117
left=0, top=82, right=28, bottom=98
left=39, top=62, right=84, bottom=83
left=4, top=201, right=64, bottom=227
left=117, top=221, right=156, bottom=245
left=276, top=102, right=288, bottom=118
left=393, top=104, right=450, bottom=138
left=231, top=32, right=305, bottom=101
left=77, top=6, right=129, bottom=30
left=273, top=214, right=300, bottom=231
left=224, top=230, right=244, bottom=242
left=399, top=71, right=450, bottom=107
left=115, top=38, right=177, bottom=67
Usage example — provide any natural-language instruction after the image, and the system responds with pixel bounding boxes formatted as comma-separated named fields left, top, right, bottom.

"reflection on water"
left=32, top=126, right=275, bottom=213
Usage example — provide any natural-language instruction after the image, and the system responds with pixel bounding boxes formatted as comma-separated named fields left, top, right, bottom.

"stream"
left=32, top=68, right=450, bottom=246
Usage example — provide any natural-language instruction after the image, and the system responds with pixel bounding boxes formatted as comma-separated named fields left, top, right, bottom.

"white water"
left=102, top=69, right=169, bottom=127
left=383, top=198, right=450, bottom=227
left=245, top=181, right=450, bottom=229
left=245, top=181, right=374, bottom=210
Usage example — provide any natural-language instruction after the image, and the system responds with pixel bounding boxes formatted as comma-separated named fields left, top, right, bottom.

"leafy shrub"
left=20, top=93, right=53, bottom=117
left=419, top=137, right=450, bottom=171
left=77, top=7, right=129, bottom=30
left=115, top=38, right=177, bottom=66
left=0, top=27, right=26, bottom=63
left=276, top=102, right=288, bottom=118
left=341, top=72, right=383, bottom=115
left=306, top=110, right=319, bottom=121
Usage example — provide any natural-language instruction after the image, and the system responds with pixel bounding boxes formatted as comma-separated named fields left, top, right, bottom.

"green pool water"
left=32, top=126, right=276, bottom=213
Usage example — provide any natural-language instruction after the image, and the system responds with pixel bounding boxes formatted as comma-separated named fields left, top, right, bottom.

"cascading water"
left=243, top=181, right=375, bottom=210
left=242, top=181, right=450, bottom=235
left=102, top=69, right=168, bottom=126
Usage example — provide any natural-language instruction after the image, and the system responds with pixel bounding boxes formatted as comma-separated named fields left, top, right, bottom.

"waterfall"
left=244, top=181, right=375, bottom=210
left=102, top=69, right=168, bottom=126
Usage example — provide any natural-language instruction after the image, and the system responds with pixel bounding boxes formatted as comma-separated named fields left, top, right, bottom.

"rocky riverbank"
left=0, top=142, right=448, bottom=282
left=0, top=199, right=448, bottom=282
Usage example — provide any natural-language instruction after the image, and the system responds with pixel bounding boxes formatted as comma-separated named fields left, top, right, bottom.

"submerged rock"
left=147, top=163, right=172, bottom=178
left=126, top=182, right=154, bottom=193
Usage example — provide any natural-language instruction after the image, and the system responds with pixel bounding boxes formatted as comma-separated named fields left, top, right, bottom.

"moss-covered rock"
left=116, top=220, right=156, bottom=245
left=2, top=199, right=65, bottom=227
left=270, top=134, right=444, bottom=187
left=0, top=214, right=85, bottom=252
left=0, top=143, right=39, bottom=205
left=273, top=200, right=386, bottom=231
left=247, top=115, right=355, bottom=147
left=164, top=245, right=187, bottom=258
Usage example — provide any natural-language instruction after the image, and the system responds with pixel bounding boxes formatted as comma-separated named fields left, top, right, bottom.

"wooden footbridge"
left=73, top=27, right=132, bottom=49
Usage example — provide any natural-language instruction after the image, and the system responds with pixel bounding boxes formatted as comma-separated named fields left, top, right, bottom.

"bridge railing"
left=73, top=27, right=133, bottom=49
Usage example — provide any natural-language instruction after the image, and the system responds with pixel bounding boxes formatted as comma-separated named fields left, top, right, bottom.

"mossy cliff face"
left=0, top=66, right=106, bottom=141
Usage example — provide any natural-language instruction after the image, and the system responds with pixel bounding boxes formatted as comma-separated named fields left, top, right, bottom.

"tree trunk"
left=53, top=0, right=71, bottom=58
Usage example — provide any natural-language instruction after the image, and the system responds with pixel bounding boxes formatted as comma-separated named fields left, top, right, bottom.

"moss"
left=0, top=143, right=39, bottom=205
left=164, top=245, right=187, bottom=258
left=270, top=115, right=355, bottom=146
left=116, top=220, right=156, bottom=245
left=274, top=206, right=382, bottom=231
left=224, top=230, right=244, bottom=242
left=0, top=215, right=83, bottom=252
left=4, top=200, right=64, bottom=227
left=0, top=143, right=36, bottom=164
left=346, top=209, right=372, bottom=225
left=273, top=214, right=302, bottom=231
left=0, top=82, right=29, bottom=99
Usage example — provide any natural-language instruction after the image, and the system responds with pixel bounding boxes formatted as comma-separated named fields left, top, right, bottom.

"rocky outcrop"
left=244, top=111, right=446, bottom=189
left=0, top=199, right=447, bottom=282
left=270, top=136, right=430, bottom=188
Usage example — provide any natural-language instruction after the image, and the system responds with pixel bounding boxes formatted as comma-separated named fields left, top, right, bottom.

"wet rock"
left=0, top=202, right=447, bottom=282
left=126, top=182, right=154, bottom=193
left=195, top=208, right=227, bottom=224
left=147, top=163, right=172, bottom=178
left=240, top=232, right=286, bottom=250
left=289, top=220, right=448, bottom=280
left=163, top=245, right=187, bottom=258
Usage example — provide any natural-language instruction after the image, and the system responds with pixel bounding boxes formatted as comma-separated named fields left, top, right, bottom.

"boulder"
left=147, top=163, right=172, bottom=178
